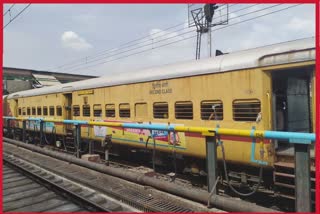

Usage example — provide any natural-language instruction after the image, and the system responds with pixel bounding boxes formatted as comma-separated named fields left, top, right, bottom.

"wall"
left=6, top=80, right=32, bottom=93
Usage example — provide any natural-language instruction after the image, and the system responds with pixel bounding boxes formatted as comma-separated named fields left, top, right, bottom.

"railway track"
left=3, top=140, right=222, bottom=212
left=46, top=146, right=208, bottom=190
left=3, top=154, right=137, bottom=212
left=3, top=164, right=88, bottom=212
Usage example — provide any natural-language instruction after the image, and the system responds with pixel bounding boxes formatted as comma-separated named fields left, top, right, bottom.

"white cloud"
left=61, top=31, right=92, bottom=51
left=3, top=4, right=315, bottom=76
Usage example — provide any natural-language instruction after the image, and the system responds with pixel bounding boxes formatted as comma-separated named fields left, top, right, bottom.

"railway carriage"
left=3, top=37, right=316, bottom=206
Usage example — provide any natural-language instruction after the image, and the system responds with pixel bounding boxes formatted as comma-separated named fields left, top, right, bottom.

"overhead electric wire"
left=3, top=4, right=31, bottom=29
left=89, top=4, right=242, bottom=60
left=52, top=4, right=258, bottom=71
left=65, top=4, right=301, bottom=73
left=3, top=4, right=15, bottom=16
left=64, top=4, right=286, bottom=72
left=52, top=21, right=188, bottom=70
left=62, top=4, right=284, bottom=72
left=51, top=4, right=236, bottom=71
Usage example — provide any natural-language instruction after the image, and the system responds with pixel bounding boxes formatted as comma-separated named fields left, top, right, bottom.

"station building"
left=3, top=67, right=97, bottom=95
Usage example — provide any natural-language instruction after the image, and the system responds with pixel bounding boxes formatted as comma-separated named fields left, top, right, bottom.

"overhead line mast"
left=189, top=4, right=229, bottom=60
left=59, top=4, right=301, bottom=73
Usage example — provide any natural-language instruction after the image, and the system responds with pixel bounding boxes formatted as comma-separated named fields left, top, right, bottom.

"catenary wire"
left=3, top=4, right=31, bottom=29
left=54, top=4, right=263, bottom=71
left=3, top=4, right=15, bottom=16
left=63, top=4, right=284, bottom=72
left=51, top=3, right=237, bottom=70
left=65, top=4, right=302, bottom=73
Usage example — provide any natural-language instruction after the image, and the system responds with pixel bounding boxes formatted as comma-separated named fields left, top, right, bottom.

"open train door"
left=286, top=77, right=311, bottom=133
left=271, top=66, right=315, bottom=207
left=272, top=67, right=313, bottom=150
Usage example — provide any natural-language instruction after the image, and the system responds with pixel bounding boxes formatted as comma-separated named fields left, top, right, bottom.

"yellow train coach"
left=3, top=38, right=315, bottom=201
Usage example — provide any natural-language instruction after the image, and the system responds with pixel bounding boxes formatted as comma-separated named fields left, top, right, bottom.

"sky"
left=3, top=3, right=316, bottom=77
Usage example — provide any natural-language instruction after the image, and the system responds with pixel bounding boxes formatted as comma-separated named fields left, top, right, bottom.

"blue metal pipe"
left=63, top=120, right=88, bottom=125
left=27, top=118, right=42, bottom=121
left=2, top=117, right=315, bottom=144
left=123, top=123, right=175, bottom=131
left=264, top=131, right=315, bottom=143
left=3, top=116, right=16, bottom=120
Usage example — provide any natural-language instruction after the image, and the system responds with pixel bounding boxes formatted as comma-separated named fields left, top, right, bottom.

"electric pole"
left=204, top=3, right=219, bottom=57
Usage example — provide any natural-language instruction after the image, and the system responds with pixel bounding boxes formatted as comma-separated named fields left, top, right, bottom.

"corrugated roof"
left=32, top=74, right=61, bottom=86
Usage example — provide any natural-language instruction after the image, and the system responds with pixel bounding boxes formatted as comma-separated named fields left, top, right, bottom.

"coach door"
left=13, top=99, right=18, bottom=116
left=63, top=93, right=73, bottom=130
left=272, top=67, right=312, bottom=148
left=286, top=77, right=310, bottom=133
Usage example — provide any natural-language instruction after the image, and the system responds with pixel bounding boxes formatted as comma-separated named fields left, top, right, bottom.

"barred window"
left=18, top=108, right=22, bottom=115
left=32, top=107, right=36, bottom=116
left=153, top=102, right=168, bottom=119
left=175, top=101, right=193, bottom=120
left=37, top=107, right=42, bottom=115
left=201, top=100, right=223, bottom=120
left=106, top=104, right=115, bottom=117
left=43, top=107, right=48, bottom=116
left=73, top=105, right=80, bottom=116
left=233, top=99, right=261, bottom=121
left=56, top=106, right=62, bottom=116
left=119, top=103, right=130, bottom=118
left=94, top=104, right=102, bottom=117
left=49, top=106, right=55, bottom=116
left=27, top=107, right=31, bottom=115
left=83, top=105, right=91, bottom=117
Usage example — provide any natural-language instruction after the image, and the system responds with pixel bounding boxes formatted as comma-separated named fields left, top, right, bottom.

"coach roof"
left=8, top=37, right=315, bottom=99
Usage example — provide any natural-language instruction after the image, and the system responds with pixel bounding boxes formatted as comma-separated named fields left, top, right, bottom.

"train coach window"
left=49, top=106, right=55, bottom=116
left=153, top=102, right=169, bottom=119
left=83, top=105, right=91, bottom=117
left=56, top=106, right=62, bottom=116
left=233, top=99, right=261, bottom=122
left=175, top=101, right=193, bottom=120
left=37, top=107, right=42, bottom=115
left=106, top=104, right=115, bottom=117
left=27, top=107, right=31, bottom=116
left=43, top=107, right=48, bottom=116
left=201, top=100, right=223, bottom=120
left=32, top=107, right=36, bottom=116
left=18, top=108, right=21, bottom=115
left=73, top=105, right=80, bottom=116
left=119, top=103, right=130, bottom=118
left=94, top=104, right=102, bottom=117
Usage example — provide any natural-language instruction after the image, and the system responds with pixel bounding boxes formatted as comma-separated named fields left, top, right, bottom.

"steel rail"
left=4, top=137, right=278, bottom=212
left=3, top=153, right=123, bottom=212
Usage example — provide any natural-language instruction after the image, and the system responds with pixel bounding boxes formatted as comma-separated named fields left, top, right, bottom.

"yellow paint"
left=5, top=61, right=315, bottom=168
left=216, top=128, right=264, bottom=138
